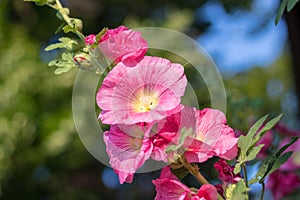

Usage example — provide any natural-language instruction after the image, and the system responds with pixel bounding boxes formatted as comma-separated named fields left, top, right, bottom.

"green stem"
left=241, top=163, right=248, bottom=187
left=241, top=163, right=249, bottom=199
left=182, top=157, right=224, bottom=200
left=260, top=182, right=265, bottom=200
left=182, top=157, right=208, bottom=185
left=52, top=0, right=85, bottom=41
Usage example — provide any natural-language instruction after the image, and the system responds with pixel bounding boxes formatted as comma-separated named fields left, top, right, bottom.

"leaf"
left=275, top=0, right=288, bottom=25
left=249, top=159, right=269, bottom=184
left=252, top=114, right=283, bottom=145
left=246, top=144, right=264, bottom=162
left=249, top=137, right=299, bottom=184
left=62, top=25, right=76, bottom=33
left=45, top=43, right=64, bottom=51
left=55, top=22, right=67, bottom=34
left=237, top=114, right=282, bottom=164
left=276, top=136, right=298, bottom=157
left=287, top=0, right=299, bottom=11
left=96, top=27, right=108, bottom=42
left=54, top=64, right=74, bottom=74
left=238, top=115, right=268, bottom=154
left=61, top=52, right=73, bottom=60
left=45, top=37, right=78, bottom=51
left=268, top=151, right=293, bottom=175
left=233, top=162, right=242, bottom=174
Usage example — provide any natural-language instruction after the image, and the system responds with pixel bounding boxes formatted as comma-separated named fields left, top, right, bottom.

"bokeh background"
left=1, top=0, right=300, bottom=199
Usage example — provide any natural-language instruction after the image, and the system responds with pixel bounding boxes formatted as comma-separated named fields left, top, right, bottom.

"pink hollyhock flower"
left=103, top=105, right=196, bottom=183
left=153, top=166, right=217, bottom=200
left=84, top=34, right=96, bottom=45
left=97, top=56, right=187, bottom=125
left=103, top=124, right=153, bottom=184
left=184, top=108, right=238, bottom=163
left=98, top=25, right=148, bottom=66
left=266, top=170, right=300, bottom=200
left=214, top=159, right=241, bottom=184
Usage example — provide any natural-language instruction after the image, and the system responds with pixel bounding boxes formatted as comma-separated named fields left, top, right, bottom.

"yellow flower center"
left=131, top=90, right=159, bottom=113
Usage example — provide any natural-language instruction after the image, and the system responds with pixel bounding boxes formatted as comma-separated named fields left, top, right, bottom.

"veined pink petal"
left=196, top=184, right=218, bottom=200
left=150, top=105, right=197, bottom=162
left=99, top=26, right=147, bottom=67
left=103, top=124, right=153, bottom=184
left=114, top=170, right=134, bottom=184
left=213, top=125, right=238, bottom=160
left=153, top=167, right=192, bottom=200
left=184, top=108, right=238, bottom=163
left=97, top=56, right=187, bottom=125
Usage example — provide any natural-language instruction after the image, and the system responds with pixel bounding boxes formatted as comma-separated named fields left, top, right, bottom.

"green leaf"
left=55, top=22, right=67, bottom=34
left=287, top=0, right=299, bottom=12
left=45, top=43, right=64, bottom=51
left=56, top=11, right=63, bottom=21
left=275, top=0, right=288, bottom=25
left=54, top=64, right=74, bottom=74
left=62, top=25, right=76, bottom=33
left=252, top=114, right=283, bottom=145
left=61, top=52, right=73, bottom=60
left=249, top=159, right=269, bottom=184
left=276, top=136, right=298, bottom=157
left=249, top=137, right=299, bottom=184
left=45, top=37, right=78, bottom=51
left=234, top=162, right=242, bottom=174
left=246, top=144, right=264, bottom=162
left=96, top=27, right=108, bottom=42
left=268, top=151, right=293, bottom=175
left=238, top=115, right=268, bottom=154
left=237, top=114, right=282, bottom=164
left=237, top=115, right=268, bottom=163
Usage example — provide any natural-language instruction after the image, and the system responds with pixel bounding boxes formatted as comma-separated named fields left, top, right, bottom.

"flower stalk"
left=260, top=182, right=265, bottom=200
left=51, top=0, right=85, bottom=41
left=182, top=157, right=209, bottom=184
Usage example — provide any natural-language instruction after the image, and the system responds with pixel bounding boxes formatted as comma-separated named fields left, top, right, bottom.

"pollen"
left=131, top=90, right=159, bottom=113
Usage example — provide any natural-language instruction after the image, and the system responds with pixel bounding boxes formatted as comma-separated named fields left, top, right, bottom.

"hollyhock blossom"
left=153, top=166, right=217, bottom=200
left=103, top=123, right=153, bottom=184
left=184, top=108, right=238, bottom=163
left=84, top=34, right=96, bottom=45
left=266, top=170, right=300, bottom=200
left=98, top=25, right=148, bottom=66
left=103, top=106, right=196, bottom=183
left=97, top=56, right=187, bottom=125
left=214, top=159, right=241, bottom=184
